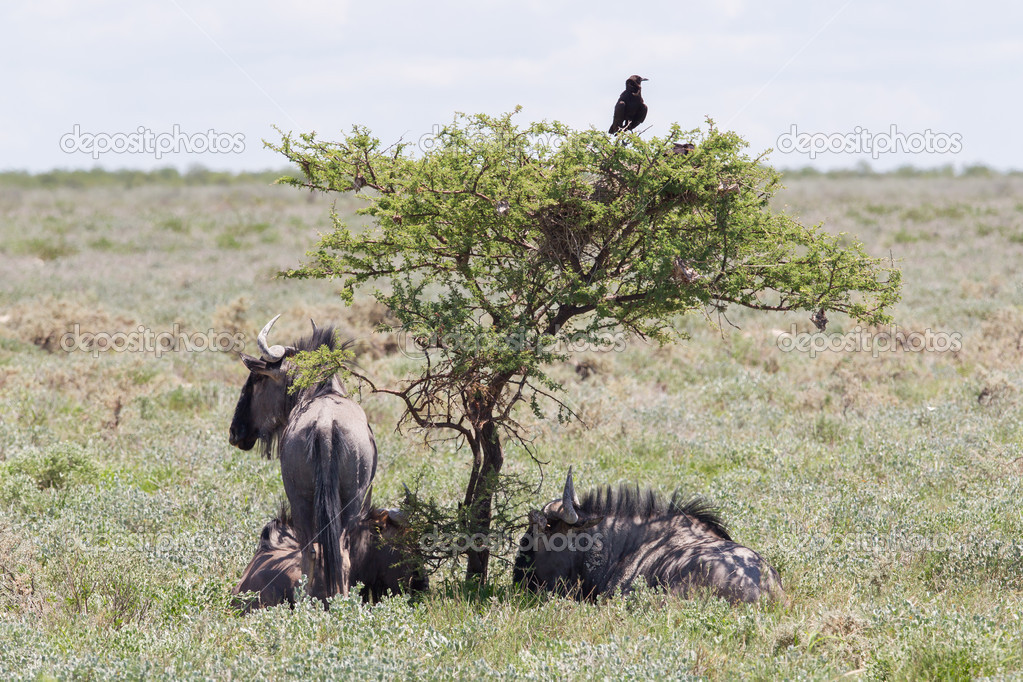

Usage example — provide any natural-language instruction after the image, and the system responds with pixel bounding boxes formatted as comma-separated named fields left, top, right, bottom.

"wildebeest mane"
left=287, top=325, right=357, bottom=396
left=255, top=500, right=297, bottom=552
left=247, top=324, right=360, bottom=461
left=577, top=484, right=731, bottom=541
left=292, top=324, right=346, bottom=354
left=273, top=499, right=293, bottom=528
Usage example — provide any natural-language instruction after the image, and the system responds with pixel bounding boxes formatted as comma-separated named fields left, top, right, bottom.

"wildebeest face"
left=228, top=353, right=289, bottom=451
left=514, top=469, right=604, bottom=596
left=229, top=314, right=300, bottom=451
left=361, top=507, right=430, bottom=598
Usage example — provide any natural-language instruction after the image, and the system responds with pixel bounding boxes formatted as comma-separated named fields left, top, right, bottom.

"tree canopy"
left=269, top=110, right=901, bottom=581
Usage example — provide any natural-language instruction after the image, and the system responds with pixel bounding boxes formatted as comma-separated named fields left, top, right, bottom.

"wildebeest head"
left=228, top=315, right=348, bottom=456
left=513, top=468, right=605, bottom=595
left=514, top=470, right=782, bottom=603
left=357, top=507, right=430, bottom=600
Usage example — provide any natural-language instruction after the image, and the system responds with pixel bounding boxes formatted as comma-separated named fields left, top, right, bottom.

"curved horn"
left=385, top=509, right=409, bottom=527
left=309, top=318, right=318, bottom=335
left=256, top=314, right=287, bottom=362
left=560, top=467, right=579, bottom=524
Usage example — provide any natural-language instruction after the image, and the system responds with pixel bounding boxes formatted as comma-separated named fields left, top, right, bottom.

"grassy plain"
left=0, top=170, right=1022, bottom=679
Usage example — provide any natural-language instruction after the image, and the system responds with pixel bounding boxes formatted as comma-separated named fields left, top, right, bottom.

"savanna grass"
left=0, top=171, right=1021, bottom=679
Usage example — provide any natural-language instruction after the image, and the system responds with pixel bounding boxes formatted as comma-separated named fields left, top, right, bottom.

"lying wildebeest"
left=229, top=316, right=377, bottom=602
left=514, top=469, right=784, bottom=603
left=231, top=511, right=301, bottom=612
left=231, top=504, right=428, bottom=612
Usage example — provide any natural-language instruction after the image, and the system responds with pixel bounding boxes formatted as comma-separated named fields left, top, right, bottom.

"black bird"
left=608, top=75, right=649, bottom=134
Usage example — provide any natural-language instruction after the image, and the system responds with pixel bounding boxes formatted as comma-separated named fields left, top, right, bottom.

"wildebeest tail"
left=314, top=426, right=346, bottom=597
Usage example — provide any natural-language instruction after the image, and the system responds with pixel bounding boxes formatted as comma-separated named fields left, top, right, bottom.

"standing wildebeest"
left=231, top=504, right=428, bottom=612
left=608, top=74, right=649, bottom=133
left=514, top=469, right=784, bottom=603
left=229, top=315, right=377, bottom=602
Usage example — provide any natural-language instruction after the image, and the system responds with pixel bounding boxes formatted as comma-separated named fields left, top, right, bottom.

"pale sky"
left=2, top=1, right=1019, bottom=173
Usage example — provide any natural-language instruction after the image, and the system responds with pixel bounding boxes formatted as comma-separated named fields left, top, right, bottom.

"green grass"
left=5, top=236, right=78, bottom=260
left=1, top=175, right=1022, bottom=679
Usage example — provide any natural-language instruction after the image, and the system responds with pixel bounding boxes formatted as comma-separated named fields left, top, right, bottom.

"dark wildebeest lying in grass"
left=231, top=512, right=302, bottom=612
left=229, top=316, right=377, bottom=602
left=231, top=505, right=428, bottom=612
left=513, top=469, right=783, bottom=603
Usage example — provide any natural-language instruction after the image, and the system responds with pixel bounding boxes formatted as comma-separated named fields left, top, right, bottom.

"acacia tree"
left=269, top=111, right=900, bottom=583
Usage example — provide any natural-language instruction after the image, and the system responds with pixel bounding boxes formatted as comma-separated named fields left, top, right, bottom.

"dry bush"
left=0, top=366, right=17, bottom=390
left=0, top=296, right=135, bottom=353
left=774, top=609, right=869, bottom=664
left=289, top=299, right=402, bottom=360
left=1, top=353, right=175, bottom=434
left=211, top=296, right=249, bottom=338
left=347, top=299, right=400, bottom=329
left=964, top=307, right=1023, bottom=370
left=976, top=372, right=1017, bottom=407
left=0, top=519, right=46, bottom=615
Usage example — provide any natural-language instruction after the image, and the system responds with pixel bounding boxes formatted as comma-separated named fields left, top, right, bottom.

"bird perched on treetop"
left=608, top=75, right=649, bottom=134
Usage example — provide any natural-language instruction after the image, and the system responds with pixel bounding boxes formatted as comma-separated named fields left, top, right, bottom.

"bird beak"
left=641, top=78, right=649, bottom=82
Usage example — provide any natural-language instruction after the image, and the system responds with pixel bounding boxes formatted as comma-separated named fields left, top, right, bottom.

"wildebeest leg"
left=282, top=438, right=327, bottom=601
left=339, top=528, right=351, bottom=598
left=290, top=513, right=325, bottom=603
left=300, top=544, right=316, bottom=600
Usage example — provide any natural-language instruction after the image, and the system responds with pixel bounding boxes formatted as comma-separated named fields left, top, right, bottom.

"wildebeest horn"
left=371, top=507, right=409, bottom=527
left=385, top=509, right=409, bottom=527
left=559, top=467, right=579, bottom=524
left=257, top=314, right=288, bottom=362
left=309, top=318, right=318, bottom=335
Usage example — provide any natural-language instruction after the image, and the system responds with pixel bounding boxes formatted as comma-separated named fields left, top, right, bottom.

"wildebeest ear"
left=240, top=353, right=267, bottom=372
left=385, top=509, right=408, bottom=527
left=241, top=353, right=286, bottom=380
left=574, top=516, right=603, bottom=530
left=369, top=508, right=408, bottom=537
left=528, top=509, right=547, bottom=532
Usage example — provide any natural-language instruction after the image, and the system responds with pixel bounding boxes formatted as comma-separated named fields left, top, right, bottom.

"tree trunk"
left=463, top=418, right=503, bottom=585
